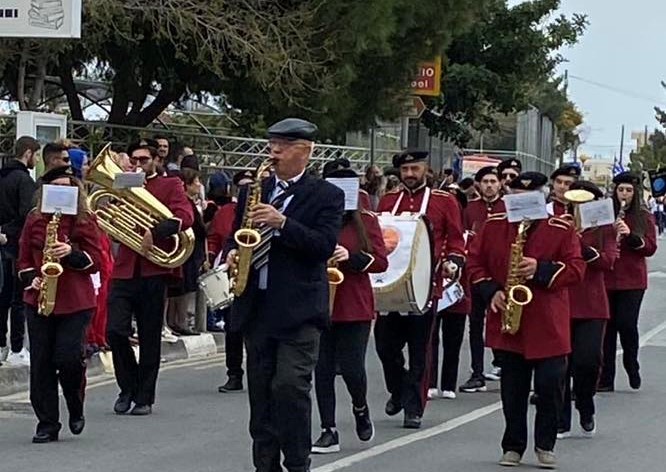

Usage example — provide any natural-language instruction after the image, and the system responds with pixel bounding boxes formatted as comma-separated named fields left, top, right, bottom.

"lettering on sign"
left=411, top=56, right=442, bottom=97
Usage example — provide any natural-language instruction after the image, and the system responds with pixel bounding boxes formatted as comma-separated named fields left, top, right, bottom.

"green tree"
left=630, top=130, right=666, bottom=172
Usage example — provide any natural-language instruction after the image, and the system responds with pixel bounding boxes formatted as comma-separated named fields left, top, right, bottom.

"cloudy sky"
left=510, top=0, right=666, bottom=162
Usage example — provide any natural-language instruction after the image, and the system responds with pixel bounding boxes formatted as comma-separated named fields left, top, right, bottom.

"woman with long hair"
left=599, top=172, right=657, bottom=391
left=311, top=163, right=388, bottom=454
left=18, top=165, right=102, bottom=443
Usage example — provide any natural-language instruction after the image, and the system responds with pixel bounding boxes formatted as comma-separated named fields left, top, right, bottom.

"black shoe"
left=130, top=404, right=152, bottom=416
left=459, top=376, right=487, bottom=393
left=628, top=371, right=642, bottom=390
left=172, top=327, right=200, bottom=336
left=32, top=432, right=58, bottom=444
left=384, top=396, right=402, bottom=416
left=353, top=405, right=374, bottom=442
left=69, top=416, right=85, bottom=435
left=580, top=415, right=596, bottom=437
left=403, top=413, right=422, bottom=429
left=597, top=384, right=614, bottom=393
left=113, top=394, right=133, bottom=415
left=218, top=376, right=243, bottom=392
left=529, top=393, right=538, bottom=405
left=312, top=428, right=340, bottom=454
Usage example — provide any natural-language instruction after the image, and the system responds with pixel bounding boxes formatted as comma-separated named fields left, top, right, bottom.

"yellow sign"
left=410, top=56, right=442, bottom=97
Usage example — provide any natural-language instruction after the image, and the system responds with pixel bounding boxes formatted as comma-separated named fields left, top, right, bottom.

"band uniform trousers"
left=26, top=306, right=91, bottom=435
left=245, top=322, right=321, bottom=472
left=315, top=321, right=371, bottom=428
left=0, top=257, right=26, bottom=353
left=107, top=276, right=167, bottom=406
left=375, top=309, right=434, bottom=416
left=468, top=286, right=500, bottom=376
left=429, top=310, right=466, bottom=392
left=499, top=350, right=567, bottom=454
left=600, top=289, right=644, bottom=388
left=559, top=319, right=606, bottom=432
left=223, top=307, right=244, bottom=379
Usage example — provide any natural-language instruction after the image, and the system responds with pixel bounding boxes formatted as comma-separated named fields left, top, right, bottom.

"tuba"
left=87, top=144, right=195, bottom=268
left=37, top=212, right=64, bottom=316
left=502, top=219, right=533, bottom=335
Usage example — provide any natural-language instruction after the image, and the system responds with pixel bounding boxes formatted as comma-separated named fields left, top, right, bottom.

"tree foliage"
left=630, top=130, right=666, bottom=172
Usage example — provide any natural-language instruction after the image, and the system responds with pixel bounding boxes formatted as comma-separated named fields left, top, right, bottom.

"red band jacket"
left=468, top=214, right=585, bottom=359
left=18, top=212, right=103, bottom=316
left=208, top=202, right=237, bottom=258
left=463, top=197, right=506, bottom=233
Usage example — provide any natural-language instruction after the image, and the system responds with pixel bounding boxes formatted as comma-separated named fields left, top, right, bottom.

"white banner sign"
left=0, top=0, right=81, bottom=38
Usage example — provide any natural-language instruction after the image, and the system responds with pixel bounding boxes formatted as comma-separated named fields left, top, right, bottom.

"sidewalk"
left=0, top=332, right=225, bottom=397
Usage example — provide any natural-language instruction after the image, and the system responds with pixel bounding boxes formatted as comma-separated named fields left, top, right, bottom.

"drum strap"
left=391, top=187, right=431, bottom=216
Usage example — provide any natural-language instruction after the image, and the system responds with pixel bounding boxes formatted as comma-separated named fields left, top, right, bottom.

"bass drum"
left=371, top=214, right=434, bottom=314
left=198, top=266, right=233, bottom=311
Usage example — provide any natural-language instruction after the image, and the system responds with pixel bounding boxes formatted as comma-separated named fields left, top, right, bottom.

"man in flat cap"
left=225, top=118, right=345, bottom=472
left=548, top=164, right=581, bottom=216
left=497, top=159, right=522, bottom=191
left=459, top=165, right=505, bottom=393
left=375, top=149, right=466, bottom=429
left=468, top=171, right=584, bottom=469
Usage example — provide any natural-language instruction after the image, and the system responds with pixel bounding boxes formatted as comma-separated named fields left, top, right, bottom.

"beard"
left=402, top=177, right=424, bottom=189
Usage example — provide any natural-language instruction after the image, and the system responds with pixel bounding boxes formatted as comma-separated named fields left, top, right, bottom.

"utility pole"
left=619, top=125, right=625, bottom=167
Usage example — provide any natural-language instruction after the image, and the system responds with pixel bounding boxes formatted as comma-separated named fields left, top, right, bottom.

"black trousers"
left=0, top=257, right=25, bottom=352
left=468, top=287, right=499, bottom=376
left=315, top=321, right=371, bottom=428
left=223, top=307, right=244, bottom=378
left=245, top=323, right=321, bottom=472
left=26, top=306, right=91, bottom=435
left=499, top=351, right=567, bottom=454
left=559, top=319, right=606, bottom=431
left=600, top=289, right=644, bottom=387
left=429, top=311, right=467, bottom=391
left=107, top=276, right=166, bottom=406
left=374, top=309, right=434, bottom=416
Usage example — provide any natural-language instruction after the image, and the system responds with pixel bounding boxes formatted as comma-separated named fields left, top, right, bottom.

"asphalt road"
left=2, top=246, right=666, bottom=472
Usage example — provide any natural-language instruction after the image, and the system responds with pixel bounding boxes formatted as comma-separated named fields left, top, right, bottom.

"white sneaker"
left=0, top=346, right=9, bottom=362
left=6, top=347, right=30, bottom=367
left=484, top=366, right=502, bottom=381
left=161, top=327, right=179, bottom=344
left=441, top=390, right=456, bottom=399
left=427, top=388, right=441, bottom=399
left=556, top=430, right=571, bottom=440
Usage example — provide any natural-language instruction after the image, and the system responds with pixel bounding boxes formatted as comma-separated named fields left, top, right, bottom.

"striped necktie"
left=252, top=180, right=291, bottom=270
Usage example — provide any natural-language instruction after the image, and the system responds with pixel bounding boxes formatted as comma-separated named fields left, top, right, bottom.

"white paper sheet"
left=579, top=198, right=615, bottom=229
left=326, top=178, right=359, bottom=210
left=41, top=184, right=79, bottom=215
left=437, top=281, right=465, bottom=311
left=503, top=191, right=548, bottom=223
left=113, top=172, right=145, bottom=189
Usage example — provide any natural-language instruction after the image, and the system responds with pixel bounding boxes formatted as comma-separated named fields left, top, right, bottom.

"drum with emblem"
left=198, top=266, right=233, bottom=310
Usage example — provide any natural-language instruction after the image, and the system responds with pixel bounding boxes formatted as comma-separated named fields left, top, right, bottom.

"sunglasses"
left=502, top=172, right=518, bottom=179
left=129, top=155, right=152, bottom=164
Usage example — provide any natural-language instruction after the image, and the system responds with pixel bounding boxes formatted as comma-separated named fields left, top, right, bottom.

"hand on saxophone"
left=331, top=245, right=349, bottom=262
left=48, top=241, right=72, bottom=259
left=516, top=257, right=537, bottom=278
left=250, top=204, right=287, bottom=229
left=490, top=291, right=507, bottom=313
left=225, top=249, right=238, bottom=272
left=29, top=276, right=43, bottom=291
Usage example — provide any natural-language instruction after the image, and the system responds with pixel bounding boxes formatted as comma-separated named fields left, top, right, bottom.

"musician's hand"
left=250, top=204, right=286, bottom=229
left=141, top=230, right=154, bottom=253
left=516, top=257, right=538, bottom=278
left=332, top=245, right=349, bottom=262
left=490, top=291, right=507, bottom=313
left=443, top=261, right=458, bottom=278
left=226, top=249, right=238, bottom=272
left=615, top=220, right=630, bottom=237
left=49, top=241, right=72, bottom=259
left=29, top=276, right=42, bottom=291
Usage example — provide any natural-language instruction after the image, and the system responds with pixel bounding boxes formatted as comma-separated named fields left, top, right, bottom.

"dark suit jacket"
left=228, top=173, right=344, bottom=336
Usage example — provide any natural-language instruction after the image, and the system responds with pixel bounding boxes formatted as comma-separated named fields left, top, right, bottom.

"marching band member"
left=18, top=165, right=102, bottom=443
left=311, top=162, right=388, bottom=454
left=468, top=172, right=585, bottom=468
left=375, top=149, right=466, bottom=429
left=599, top=172, right=657, bottom=391
left=497, top=158, right=522, bottom=191
left=558, top=181, right=618, bottom=439
left=460, top=165, right=505, bottom=392
left=107, top=141, right=194, bottom=416
left=548, top=164, right=581, bottom=216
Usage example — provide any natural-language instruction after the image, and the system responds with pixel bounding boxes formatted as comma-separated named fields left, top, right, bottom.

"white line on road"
left=313, top=319, right=666, bottom=472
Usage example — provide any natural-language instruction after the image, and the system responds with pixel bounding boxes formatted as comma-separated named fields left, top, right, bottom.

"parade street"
left=2, top=247, right=666, bottom=472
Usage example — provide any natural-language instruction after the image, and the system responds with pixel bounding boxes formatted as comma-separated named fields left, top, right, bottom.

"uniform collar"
left=274, top=169, right=306, bottom=187
left=404, top=181, right=427, bottom=196
left=483, top=195, right=501, bottom=204
left=146, top=172, right=159, bottom=181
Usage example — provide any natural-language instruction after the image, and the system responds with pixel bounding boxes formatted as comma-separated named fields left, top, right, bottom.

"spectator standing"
left=361, top=165, right=383, bottom=211
left=42, top=142, right=70, bottom=173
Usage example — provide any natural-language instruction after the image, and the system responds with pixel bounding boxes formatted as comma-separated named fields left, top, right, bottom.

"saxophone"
left=501, top=219, right=534, bottom=335
left=230, top=159, right=275, bottom=297
left=38, top=212, right=64, bottom=316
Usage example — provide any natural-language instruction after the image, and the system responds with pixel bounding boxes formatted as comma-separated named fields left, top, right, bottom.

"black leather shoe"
left=597, top=384, right=614, bottom=393
left=114, top=394, right=133, bottom=414
left=628, top=371, right=642, bottom=390
left=384, top=397, right=402, bottom=416
left=218, top=376, right=243, bottom=392
left=403, top=414, right=422, bottom=429
left=529, top=393, right=538, bottom=406
left=32, top=432, right=58, bottom=444
left=130, top=404, right=152, bottom=416
left=69, top=416, right=85, bottom=435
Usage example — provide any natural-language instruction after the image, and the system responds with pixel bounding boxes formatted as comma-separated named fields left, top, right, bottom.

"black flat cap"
left=569, top=180, right=604, bottom=199
left=322, top=158, right=351, bottom=178
left=42, top=165, right=74, bottom=183
left=497, top=159, right=522, bottom=175
left=508, top=171, right=548, bottom=191
left=474, top=165, right=499, bottom=182
left=550, top=164, right=581, bottom=180
left=613, top=171, right=640, bottom=186
left=393, top=149, right=429, bottom=168
left=267, top=118, right=318, bottom=141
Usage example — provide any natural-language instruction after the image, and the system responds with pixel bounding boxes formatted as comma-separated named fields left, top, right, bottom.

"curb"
left=0, top=332, right=225, bottom=398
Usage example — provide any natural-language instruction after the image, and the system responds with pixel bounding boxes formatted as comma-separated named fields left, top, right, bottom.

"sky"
left=510, top=0, right=666, bottom=162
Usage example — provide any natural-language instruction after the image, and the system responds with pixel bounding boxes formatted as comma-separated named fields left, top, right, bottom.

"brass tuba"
left=87, top=144, right=195, bottom=268
left=502, top=219, right=533, bottom=335
left=564, top=189, right=595, bottom=231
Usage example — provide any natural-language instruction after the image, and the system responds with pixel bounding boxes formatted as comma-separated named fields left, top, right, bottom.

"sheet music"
left=579, top=198, right=615, bottom=229
left=41, top=184, right=78, bottom=215
left=503, top=191, right=548, bottom=223
left=326, top=178, right=359, bottom=210
left=113, top=172, right=146, bottom=189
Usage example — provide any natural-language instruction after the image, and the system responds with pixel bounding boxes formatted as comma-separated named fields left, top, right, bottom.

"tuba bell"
left=564, top=189, right=595, bottom=231
left=87, top=143, right=195, bottom=268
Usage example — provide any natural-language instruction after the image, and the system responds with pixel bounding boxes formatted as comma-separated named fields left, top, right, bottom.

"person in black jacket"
left=0, top=136, right=40, bottom=365
left=225, top=118, right=344, bottom=472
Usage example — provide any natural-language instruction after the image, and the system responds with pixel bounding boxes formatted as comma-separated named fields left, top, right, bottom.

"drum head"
left=411, top=217, right=433, bottom=311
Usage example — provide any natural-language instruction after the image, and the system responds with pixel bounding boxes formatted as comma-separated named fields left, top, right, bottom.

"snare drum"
left=198, top=266, right=233, bottom=311
left=371, top=214, right=434, bottom=314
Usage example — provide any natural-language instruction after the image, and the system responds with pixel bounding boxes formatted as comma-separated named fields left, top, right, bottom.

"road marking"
left=314, top=320, right=666, bottom=472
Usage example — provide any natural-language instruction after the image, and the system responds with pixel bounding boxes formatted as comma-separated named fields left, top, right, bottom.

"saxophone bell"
left=507, top=284, right=533, bottom=306
left=327, top=259, right=344, bottom=314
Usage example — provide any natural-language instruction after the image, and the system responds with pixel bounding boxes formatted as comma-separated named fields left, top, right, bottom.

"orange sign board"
left=405, top=96, right=426, bottom=118
left=411, top=56, right=442, bottom=97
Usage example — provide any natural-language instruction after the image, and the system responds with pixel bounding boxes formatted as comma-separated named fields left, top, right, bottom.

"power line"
left=568, top=75, right=666, bottom=106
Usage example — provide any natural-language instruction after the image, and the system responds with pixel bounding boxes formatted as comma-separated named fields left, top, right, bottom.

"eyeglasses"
left=129, top=155, right=152, bottom=164
left=268, top=138, right=307, bottom=150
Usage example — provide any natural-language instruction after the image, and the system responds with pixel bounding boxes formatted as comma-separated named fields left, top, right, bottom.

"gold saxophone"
left=501, top=219, right=533, bottom=335
left=230, top=159, right=275, bottom=297
left=38, top=212, right=64, bottom=316
left=327, top=259, right=345, bottom=314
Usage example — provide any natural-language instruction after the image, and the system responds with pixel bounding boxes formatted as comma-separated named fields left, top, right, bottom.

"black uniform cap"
left=550, top=164, right=581, bottom=180
left=474, top=165, right=499, bottom=182
left=42, top=165, right=74, bottom=183
left=497, top=159, right=522, bottom=175
left=508, top=171, right=548, bottom=191
left=393, top=149, right=429, bottom=168
left=322, top=158, right=351, bottom=178
left=612, top=171, right=640, bottom=186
